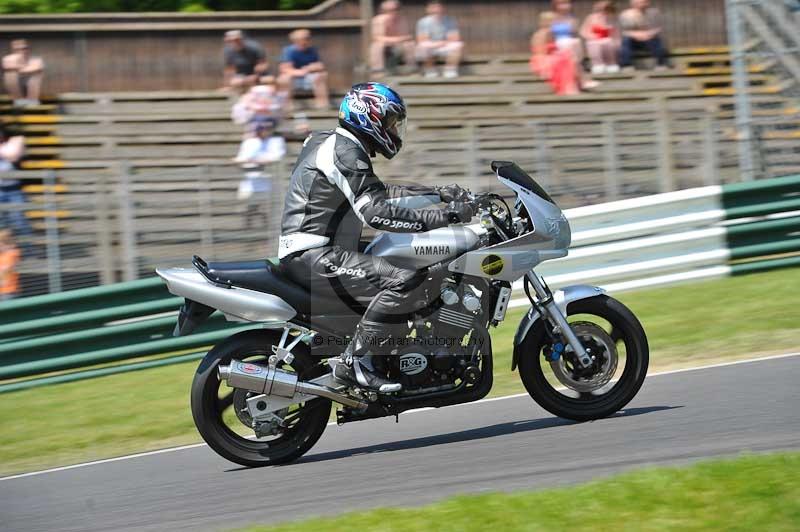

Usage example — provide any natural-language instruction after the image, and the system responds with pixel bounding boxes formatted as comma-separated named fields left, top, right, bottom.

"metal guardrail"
left=0, top=174, right=798, bottom=394
left=529, top=173, right=800, bottom=294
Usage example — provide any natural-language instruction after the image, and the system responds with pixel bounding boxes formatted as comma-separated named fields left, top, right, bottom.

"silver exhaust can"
left=218, top=360, right=368, bottom=409
left=218, top=361, right=298, bottom=398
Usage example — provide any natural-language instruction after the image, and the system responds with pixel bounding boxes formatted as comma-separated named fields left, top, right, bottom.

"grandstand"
left=1, top=2, right=799, bottom=296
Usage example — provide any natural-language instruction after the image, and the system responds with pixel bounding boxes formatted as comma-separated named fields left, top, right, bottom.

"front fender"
left=511, top=284, right=606, bottom=371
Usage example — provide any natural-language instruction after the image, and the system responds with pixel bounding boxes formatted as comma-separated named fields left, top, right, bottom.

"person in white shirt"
left=233, top=117, right=287, bottom=229
left=415, top=1, right=464, bottom=79
left=234, top=117, right=287, bottom=166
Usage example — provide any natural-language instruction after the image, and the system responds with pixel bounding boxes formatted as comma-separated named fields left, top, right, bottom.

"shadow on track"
left=224, top=405, right=680, bottom=471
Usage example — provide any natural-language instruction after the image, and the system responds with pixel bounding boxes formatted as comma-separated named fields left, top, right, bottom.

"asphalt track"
left=2, top=354, right=799, bottom=532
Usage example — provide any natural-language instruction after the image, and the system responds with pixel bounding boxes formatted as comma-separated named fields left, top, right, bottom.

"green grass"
left=237, top=452, right=800, bottom=532
left=1, top=268, right=799, bottom=476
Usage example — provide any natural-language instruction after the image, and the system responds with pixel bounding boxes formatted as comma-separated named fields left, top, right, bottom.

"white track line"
left=2, top=351, right=798, bottom=483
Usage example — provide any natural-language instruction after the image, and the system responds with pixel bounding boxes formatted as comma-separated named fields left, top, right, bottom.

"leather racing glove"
left=446, top=201, right=476, bottom=224
left=437, top=184, right=471, bottom=203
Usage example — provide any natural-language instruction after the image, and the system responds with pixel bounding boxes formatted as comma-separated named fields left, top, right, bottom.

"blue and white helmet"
left=339, top=82, right=407, bottom=159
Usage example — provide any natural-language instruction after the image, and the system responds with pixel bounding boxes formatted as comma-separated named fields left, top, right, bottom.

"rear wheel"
left=518, top=295, right=648, bottom=421
left=190, top=329, right=331, bottom=467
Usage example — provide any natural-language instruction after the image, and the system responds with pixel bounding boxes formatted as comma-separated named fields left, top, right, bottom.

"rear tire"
left=518, top=295, right=648, bottom=421
left=190, top=329, right=331, bottom=467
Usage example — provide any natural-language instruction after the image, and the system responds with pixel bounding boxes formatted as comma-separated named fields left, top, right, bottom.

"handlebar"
left=469, top=192, right=518, bottom=240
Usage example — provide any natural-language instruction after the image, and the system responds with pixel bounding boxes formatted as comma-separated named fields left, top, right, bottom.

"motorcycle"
left=156, top=161, right=649, bottom=467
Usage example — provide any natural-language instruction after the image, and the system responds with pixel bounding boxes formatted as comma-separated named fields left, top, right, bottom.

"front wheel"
left=190, top=329, right=331, bottom=467
left=518, top=295, right=649, bottom=421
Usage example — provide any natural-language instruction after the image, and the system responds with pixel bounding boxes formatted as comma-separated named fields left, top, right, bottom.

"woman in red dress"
left=530, top=11, right=580, bottom=96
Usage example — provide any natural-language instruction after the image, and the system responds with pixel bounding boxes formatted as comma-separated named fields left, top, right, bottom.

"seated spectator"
left=530, top=11, right=580, bottom=96
left=0, top=129, right=31, bottom=238
left=370, top=1, right=416, bottom=76
left=619, top=0, right=669, bottom=70
left=551, top=0, right=599, bottom=89
left=0, top=229, right=20, bottom=301
left=223, top=30, right=269, bottom=93
left=2, top=39, right=45, bottom=106
left=233, top=117, right=287, bottom=229
left=277, top=29, right=330, bottom=110
left=415, top=1, right=464, bottom=79
left=231, top=82, right=287, bottom=126
left=581, top=1, right=620, bottom=74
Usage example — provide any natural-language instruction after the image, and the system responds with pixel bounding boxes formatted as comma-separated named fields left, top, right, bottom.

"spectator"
left=551, top=0, right=599, bottom=89
left=530, top=11, right=580, bottom=96
left=581, top=1, right=620, bottom=74
left=0, top=129, right=31, bottom=238
left=233, top=117, right=287, bottom=229
left=2, top=39, right=45, bottom=106
left=415, top=1, right=464, bottom=79
left=370, top=1, right=416, bottom=76
left=234, top=117, right=287, bottom=166
left=0, top=229, right=20, bottom=301
left=277, top=29, right=330, bottom=110
left=231, top=82, right=287, bottom=126
left=619, top=0, right=670, bottom=70
left=223, top=30, right=269, bottom=92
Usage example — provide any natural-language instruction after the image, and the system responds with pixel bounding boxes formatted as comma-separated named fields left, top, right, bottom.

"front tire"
left=190, top=329, right=331, bottom=467
left=518, top=295, right=648, bottom=421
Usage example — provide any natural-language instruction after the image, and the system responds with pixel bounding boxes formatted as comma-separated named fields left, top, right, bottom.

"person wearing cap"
left=234, top=117, right=286, bottom=167
left=223, top=30, right=269, bottom=92
left=2, top=39, right=45, bottom=106
left=277, top=29, right=330, bottom=110
left=234, top=117, right=287, bottom=230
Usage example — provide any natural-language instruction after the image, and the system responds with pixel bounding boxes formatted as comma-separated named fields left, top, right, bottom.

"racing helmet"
left=338, top=82, right=407, bottom=159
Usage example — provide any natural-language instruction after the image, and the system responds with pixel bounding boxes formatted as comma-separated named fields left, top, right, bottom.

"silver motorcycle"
left=157, top=161, right=649, bottom=467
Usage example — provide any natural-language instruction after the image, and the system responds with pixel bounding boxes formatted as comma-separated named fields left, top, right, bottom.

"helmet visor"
left=386, top=115, right=407, bottom=149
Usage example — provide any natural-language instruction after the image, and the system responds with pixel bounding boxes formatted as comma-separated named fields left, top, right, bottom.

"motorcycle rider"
left=279, top=82, right=474, bottom=393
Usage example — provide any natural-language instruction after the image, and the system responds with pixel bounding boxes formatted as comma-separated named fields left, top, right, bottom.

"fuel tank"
left=366, top=225, right=484, bottom=269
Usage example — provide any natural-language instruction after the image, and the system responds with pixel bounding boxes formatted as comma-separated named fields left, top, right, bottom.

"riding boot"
left=333, top=324, right=402, bottom=393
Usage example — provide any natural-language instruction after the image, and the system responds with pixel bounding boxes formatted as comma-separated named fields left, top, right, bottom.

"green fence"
left=0, top=276, right=247, bottom=393
left=723, top=174, right=800, bottom=274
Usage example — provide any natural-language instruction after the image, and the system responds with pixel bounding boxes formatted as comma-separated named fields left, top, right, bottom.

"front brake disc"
left=550, top=322, right=618, bottom=393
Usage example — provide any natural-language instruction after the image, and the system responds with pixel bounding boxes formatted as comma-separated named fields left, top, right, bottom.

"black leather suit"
left=279, top=127, right=449, bottom=343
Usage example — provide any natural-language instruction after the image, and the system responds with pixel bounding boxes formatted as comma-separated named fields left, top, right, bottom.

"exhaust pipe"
left=218, top=360, right=367, bottom=409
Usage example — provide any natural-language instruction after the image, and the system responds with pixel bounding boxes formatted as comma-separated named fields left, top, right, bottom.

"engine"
left=387, top=345, right=469, bottom=390
left=387, top=280, right=485, bottom=391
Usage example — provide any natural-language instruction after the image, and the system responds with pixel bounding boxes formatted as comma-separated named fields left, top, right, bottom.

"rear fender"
left=156, top=267, right=297, bottom=327
left=511, top=284, right=605, bottom=370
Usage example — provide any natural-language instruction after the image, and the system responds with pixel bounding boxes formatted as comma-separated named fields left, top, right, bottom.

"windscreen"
left=491, top=161, right=555, bottom=204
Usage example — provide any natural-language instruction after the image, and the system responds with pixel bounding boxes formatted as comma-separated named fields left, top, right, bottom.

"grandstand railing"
left=1, top=173, right=798, bottom=394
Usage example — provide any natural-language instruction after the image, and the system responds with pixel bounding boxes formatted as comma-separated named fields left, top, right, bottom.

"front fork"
left=525, top=271, right=593, bottom=369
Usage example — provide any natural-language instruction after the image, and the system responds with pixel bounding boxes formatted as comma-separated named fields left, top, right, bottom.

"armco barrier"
left=530, top=173, right=800, bottom=293
left=1, top=174, right=798, bottom=393
left=0, top=277, right=169, bottom=334
left=0, top=275, right=245, bottom=392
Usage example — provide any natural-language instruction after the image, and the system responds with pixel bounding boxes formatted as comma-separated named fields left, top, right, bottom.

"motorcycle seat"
left=192, top=256, right=346, bottom=316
